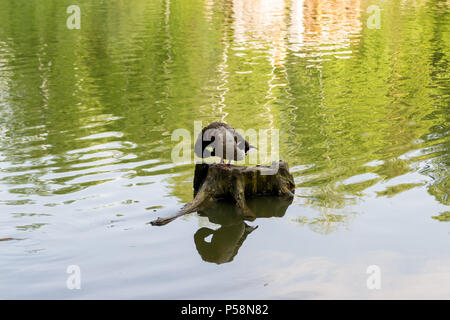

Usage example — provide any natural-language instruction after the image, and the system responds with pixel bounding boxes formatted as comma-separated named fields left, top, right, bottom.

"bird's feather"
left=194, top=122, right=254, bottom=161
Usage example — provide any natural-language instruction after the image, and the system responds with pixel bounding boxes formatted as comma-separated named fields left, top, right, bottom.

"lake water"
left=0, top=0, right=448, bottom=299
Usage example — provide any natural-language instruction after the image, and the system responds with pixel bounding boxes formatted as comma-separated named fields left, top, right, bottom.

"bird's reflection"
left=194, top=197, right=292, bottom=264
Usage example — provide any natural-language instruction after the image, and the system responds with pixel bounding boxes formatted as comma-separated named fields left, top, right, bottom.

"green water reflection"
left=0, top=1, right=447, bottom=220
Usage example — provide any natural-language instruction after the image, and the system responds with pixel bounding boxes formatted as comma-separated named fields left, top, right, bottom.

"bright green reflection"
left=0, top=0, right=448, bottom=235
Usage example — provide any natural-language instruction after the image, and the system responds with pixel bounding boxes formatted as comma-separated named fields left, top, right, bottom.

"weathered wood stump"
left=150, top=160, right=295, bottom=226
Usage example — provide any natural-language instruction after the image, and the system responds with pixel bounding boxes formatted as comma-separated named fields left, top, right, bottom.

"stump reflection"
left=194, top=197, right=293, bottom=264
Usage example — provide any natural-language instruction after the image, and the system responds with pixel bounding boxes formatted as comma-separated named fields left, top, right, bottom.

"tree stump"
left=150, top=160, right=295, bottom=226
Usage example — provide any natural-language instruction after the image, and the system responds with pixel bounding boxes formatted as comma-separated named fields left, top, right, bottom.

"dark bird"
left=194, top=122, right=255, bottom=166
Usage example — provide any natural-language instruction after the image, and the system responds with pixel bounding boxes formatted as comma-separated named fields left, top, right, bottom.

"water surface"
left=0, top=0, right=449, bottom=299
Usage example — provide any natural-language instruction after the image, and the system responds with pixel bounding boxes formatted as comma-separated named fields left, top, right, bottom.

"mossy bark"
left=150, top=161, right=295, bottom=226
